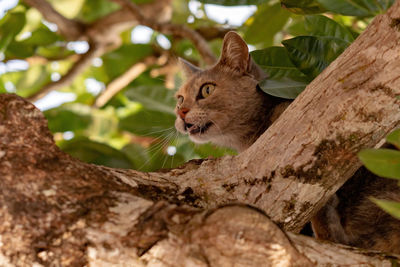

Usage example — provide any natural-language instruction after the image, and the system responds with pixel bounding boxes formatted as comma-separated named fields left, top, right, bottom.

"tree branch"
left=94, top=56, right=158, bottom=108
left=110, top=0, right=217, bottom=65
left=23, top=0, right=84, bottom=40
left=0, top=96, right=398, bottom=265
left=27, top=42, right=104, bottom=102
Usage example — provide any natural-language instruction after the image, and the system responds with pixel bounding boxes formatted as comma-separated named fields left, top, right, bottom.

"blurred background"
left=0, top=0, right=392, bottom=171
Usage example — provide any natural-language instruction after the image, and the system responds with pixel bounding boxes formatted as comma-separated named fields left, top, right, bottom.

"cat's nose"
left=178, top=107, right=190, bottom=119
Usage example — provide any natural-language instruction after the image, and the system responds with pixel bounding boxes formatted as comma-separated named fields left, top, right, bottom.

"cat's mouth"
left=186, top=122, right=213, bottom=135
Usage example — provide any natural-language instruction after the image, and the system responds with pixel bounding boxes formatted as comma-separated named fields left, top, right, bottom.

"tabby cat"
left=174, top=31, right=400, bottom=254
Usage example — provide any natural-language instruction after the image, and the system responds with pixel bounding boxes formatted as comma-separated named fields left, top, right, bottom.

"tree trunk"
left=0, top=96, right=397, bottom=266
left=1, top=1, right=400, bottom=266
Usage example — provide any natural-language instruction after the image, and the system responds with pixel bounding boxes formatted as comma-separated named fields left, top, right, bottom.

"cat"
left=174, top=31, right=400, bottom=254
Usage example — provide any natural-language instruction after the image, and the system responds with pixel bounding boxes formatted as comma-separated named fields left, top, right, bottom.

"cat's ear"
left=218, top=31, right=266, bottom=80
left=218, top=31, right=250, bottom=74
left=179, top=58, right=201, bottom=78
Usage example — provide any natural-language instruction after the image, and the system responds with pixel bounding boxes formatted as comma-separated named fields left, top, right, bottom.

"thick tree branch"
left=23, top=0, right=400, bottom=234
left=0, top=99, right=397, bottom=265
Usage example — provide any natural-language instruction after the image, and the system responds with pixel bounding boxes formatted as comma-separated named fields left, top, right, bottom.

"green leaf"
left=371, top=198, right=400, bottom=220
left=282, top=36, right=348, bottom=79
left=0, top=12, right=26, bottom=53
left=44, top=104, right=92, bottom=133
left=359, top=149, right=400, bottom=180
left=36, top=44, right=74, bottom=59
left=5, top=41, right=35, bottom=58
left=244, top=3, right=291, bottom=46
left=119, top=108, right=176, bottom=138
left=197, top=0, right=267, bottom=5
left=259, top=78, right=307, bottom=99
left=22, top=27, right=60, bottom=46
left=102, top=44, right=153, bottom=80
left=281, top=0, right=326, bottom=14
left=78, top=0, right=120, bottom=23
left=251, top=46, right=309, bottom=80
left=59, top=137, right=134, bottom=169
left=14, top=64, right=51, bottom=97
left=317, top=0, right=394, bottom=17
left=0, top=82, right=6, bottom=93
left=193, top=142, right=236, bottom=158
left=387, top=129, right=400, bottom=148
left=305, top=15, right=354, bottom=42
left=125, top=85, right=176, bottom=115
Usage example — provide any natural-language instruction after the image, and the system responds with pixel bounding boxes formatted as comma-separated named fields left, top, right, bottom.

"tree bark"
left=0, top=97, right=397, bottom=266
left=1, top=1, right=400, bottom=266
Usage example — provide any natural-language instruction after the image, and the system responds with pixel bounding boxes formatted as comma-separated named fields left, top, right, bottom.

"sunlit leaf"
left=47, top=0, right=86, bottom=18
left=359, top=149, right=400, bottom=180
left=305, top=15, right=354, bottom=42
left=14, top=65, right=51, bottom=97
left=371, top=198, right=400, bottom=220
left=283, top=36, right=348, bottom=79
left=244, top=3, right=291, bottom=46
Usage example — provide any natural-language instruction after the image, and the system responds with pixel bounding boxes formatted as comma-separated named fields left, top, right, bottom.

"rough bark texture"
left=1, top=1, right=400, bottom=266
left=0, top=97, right=398, bottom=266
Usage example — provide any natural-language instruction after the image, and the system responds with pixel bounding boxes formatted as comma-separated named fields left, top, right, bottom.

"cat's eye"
left=199, top=83, right=215, bottom=99
left=177, top=95, right=184, bottom=105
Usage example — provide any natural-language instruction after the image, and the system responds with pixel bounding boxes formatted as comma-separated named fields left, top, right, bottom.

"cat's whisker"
left=139, top=126, right=175, bottom=137
left=136, top=130, right=177, bottom=171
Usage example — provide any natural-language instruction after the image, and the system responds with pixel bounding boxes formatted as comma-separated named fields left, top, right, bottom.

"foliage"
left=359, top=129, right=400, bottom=220
left=0, top=0, right=393, bottom=172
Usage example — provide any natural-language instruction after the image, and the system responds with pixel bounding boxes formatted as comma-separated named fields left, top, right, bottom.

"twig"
left=111, top=0, right=217, bottom=65
left=23, top=0, right=84, bottom=40
left=27, top=43, right=103, bottom=102
left=94, top=56, right=159, bottom=108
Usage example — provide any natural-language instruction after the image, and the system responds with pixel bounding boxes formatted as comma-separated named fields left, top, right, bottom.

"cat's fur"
left=174, top=31, right=400, bottom=254
left=175, top=32, right=290, bottom=152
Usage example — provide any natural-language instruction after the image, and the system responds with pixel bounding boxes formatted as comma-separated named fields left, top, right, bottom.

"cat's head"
left=174, top=31, right=268, bottom=151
